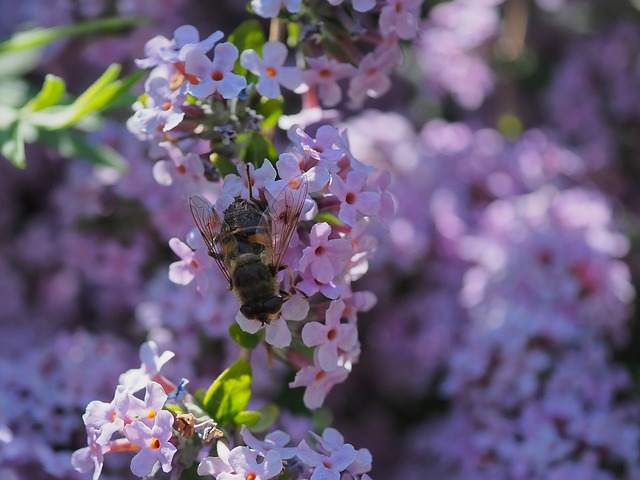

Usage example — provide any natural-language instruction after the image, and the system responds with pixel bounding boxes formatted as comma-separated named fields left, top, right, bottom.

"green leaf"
left=248, top=404, right=279, bottom=433
left=229, top=322, right=263, bottom=349
left=202, top=359, right=252, bottom=424
left=233, top=410, right=261, bottom=427
left=239, top=132, right=278, bottom=168
left=228, top=19, right=266, bottom=76
left=1, top=120, right=26, bottom=168
left=256, top=97, right=283, bottom=129
left=0, top=17, right=145, bottom=54
left=211, top=152, right=237, bottom=178
left=24, top=74, right=66, bottom=111
left=37, top=128, right=128, bottom=172
left=25, top=64, right=141, bottom=130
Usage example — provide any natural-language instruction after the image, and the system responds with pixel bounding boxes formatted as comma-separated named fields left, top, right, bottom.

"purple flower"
left=289, top=363, right=350, bottom=409
left=298, top=222, right=352, bottom=283
left=136, top=25, right=223, bottom=68
left=240, top=41, right=303, bottom=98
left=251, top=0, right=302, bottom=18
left=302, top=299, right=359, bottom=371
left=124, top=410, right=176, bottom=477
left=71, top=427, right=107, bottom=480
left=82, top=385, right=130, bottom=445
left=329, top=171, right=381, bottom=227
left=133, top=74, right=186, bottom=134
left=127, top=382, right=168, bottom=428
left=168, top=237, right=214, bottom=294
left=327, top=0, right=376, bottom=11
left=288, top=124, right=345, bottom=171
left=302, top=56, right=356, bottom=107
left=348, top=45, right=401, bottom=108
left=119, top=341, right=175, bottom=394
left=296, top=438, right=357, bottom=480
left=183, top=42, right=247, bottom=99
left=379, top=0, right=423, bottom=40
left=220, top=447, right=283, bottom=480
left=240, top=425, right=298, bottom=460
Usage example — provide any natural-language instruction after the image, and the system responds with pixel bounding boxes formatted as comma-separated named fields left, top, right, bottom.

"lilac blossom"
left=297, top=438, right=357, bottom=480
left=251, top=0, right=302, bottom=18
left=123, top=410, right=176, bottom=477
left=298, top=222, right=352, bottom=283
left=288, top=124, right=346, bottom=170
left=127, top=382, right=169, bottom=428
left=183, top=42, right=247, bottom=99
left=132, top=73, right=186, bottom=134
left=289, top=363, right=350, bottom=409
left=329, top=170, right=381, bottom=227
left=70, top=427, right=107, bottom=480
left=240, top=425, right=298, bottom=460
left=82, top=385, right=131, bottom=445
left=119, top=341, right=175, bottom=394
left=168, top=236, right=215, bottom=294
left=135, top=25, right=223, bottom=68
left=240, top=41, right=303, bottom=98
left=379, top=0, right=424, bottom=40
left=301, top=299, right=358, bottom=371
left=302, top=56, right=356, bottom=107
left=327, top=0, right=376, bottom=11
left=348, top=46, right=400, bottom=108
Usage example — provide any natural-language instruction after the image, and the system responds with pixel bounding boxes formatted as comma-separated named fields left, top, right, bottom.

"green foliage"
left=228, top=19, right=267, bottom=77
left=202, top=359, right=253, bottom=425
left=256, top=97, right=284, bottom=129
left=248, top=404, right=280, bottom=433
left=239, top=132, right=278, bottom=168
left=229, top=322, right=264, bottom=349
left=0, top=19, right=145, bottom=170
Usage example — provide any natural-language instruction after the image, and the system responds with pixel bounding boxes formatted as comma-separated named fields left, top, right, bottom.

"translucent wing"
left=188, top=195, right=232, bottom=286
left=262, top=175, right=309, bottom=269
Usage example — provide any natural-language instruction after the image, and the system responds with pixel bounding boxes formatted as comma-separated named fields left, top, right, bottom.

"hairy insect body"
left=189, top=174, right=308, bottom=324
left=222, top=200, right=281, bottom=321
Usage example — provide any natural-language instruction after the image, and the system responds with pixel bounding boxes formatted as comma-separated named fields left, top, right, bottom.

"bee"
left=189, top=172, right=308, bottom=324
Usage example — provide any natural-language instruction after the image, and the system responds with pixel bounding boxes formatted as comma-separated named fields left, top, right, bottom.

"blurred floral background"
left=1, top=0, right=640, bottom=479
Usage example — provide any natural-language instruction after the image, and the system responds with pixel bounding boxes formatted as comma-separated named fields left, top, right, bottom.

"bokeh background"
left=2, top=0, right=640, bottom=479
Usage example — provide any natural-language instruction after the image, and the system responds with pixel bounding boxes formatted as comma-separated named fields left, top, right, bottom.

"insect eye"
left=240, top=305, right=256, bottom=319
left=263, top=296, right=283, bottom=314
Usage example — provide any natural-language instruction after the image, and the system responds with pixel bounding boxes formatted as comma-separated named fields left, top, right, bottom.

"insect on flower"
left=189, top=168, right=308, bottom=324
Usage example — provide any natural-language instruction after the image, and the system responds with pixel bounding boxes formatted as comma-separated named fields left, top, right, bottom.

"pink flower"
left=135, top=25, right=223, bottom=68
left=266, top=152, right=330, bottom=197
left=251, top=0, right=302, bottom=18
left=288, top=125, right=345, bottom=173
left=124, top=410, right=176, bottom=477
left=240, top=41, right=303, bottom=98
left=289, top=363, right=350, bottom=409
left=168, top=237, right=214, bottom=294
left=219, top=160, right=277, bottom=206
left=152, top=145, right=205, bottom=196
left=71, top=427, right=107, bottom=480
left=220, top=447, right=283, bottom=480
left=240, top=425, right=298, bottom=460
left=127, top=382, right=168, bottom=428
left=302, top=56, right=356, bottom=107
left=183, top=42, right=247, bottom=99
left=379, top=0, right=423, bottom=40
left=329, top=171, right=381, bottom=227
left=119, top=341, right=175, bottom=394
left=298, top=223, right=352, bottom=283
left=296, top=438, right=357, bottom=480
left=327, top=0, right=375, bottom=11
left=348, top=46, right=400, bottom=108
left=301, top=299, right=359, bottom=371
left=82, top=385, right=130, bottom=445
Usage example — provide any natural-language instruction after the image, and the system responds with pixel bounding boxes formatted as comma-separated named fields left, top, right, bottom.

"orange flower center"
left=150, top=438, right=161, bottom=450
left=327, top=328, right=337, bottom=341
left=177, top=164, right=187, bottom=174
left=266, top=67, right=277, bottom=77
left=147, top=409, right=156, bottom=419
left=246, top=474, right=257, bottom=480
left=345, top=192, right=356, bottom=204
left=319, top=68, right=331, bottom=78
left=212, top=71, right=224, bottom=81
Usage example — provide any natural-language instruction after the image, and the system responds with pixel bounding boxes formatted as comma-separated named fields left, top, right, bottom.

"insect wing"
left=188, top=195, right=232, bottom=285
left=262, top=175, right=309, bottom=269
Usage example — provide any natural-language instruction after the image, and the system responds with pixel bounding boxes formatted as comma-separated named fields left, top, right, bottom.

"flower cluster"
left=72, top=341, right=372, bottom=479
left=199, top=426, right=372, bottom=480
